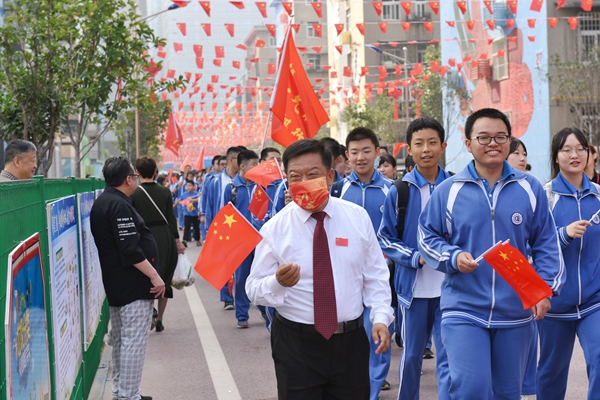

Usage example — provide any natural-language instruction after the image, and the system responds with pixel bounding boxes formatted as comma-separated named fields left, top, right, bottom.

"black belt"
left=274, top=312, right=363, bottom=335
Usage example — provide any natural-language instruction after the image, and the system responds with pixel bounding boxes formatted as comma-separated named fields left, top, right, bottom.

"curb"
left=87, top=339, right=112, bottom=400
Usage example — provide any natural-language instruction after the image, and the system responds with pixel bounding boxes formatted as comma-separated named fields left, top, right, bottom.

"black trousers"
left=270, top=314, right=370, bottom=400
left=183, top=215, right=199, bottom=241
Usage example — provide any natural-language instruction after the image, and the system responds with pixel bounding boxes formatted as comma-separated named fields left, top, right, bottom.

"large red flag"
left=482, top=241, right=553, bottom=310
left=244, top=160, right=283, bottom=188
left=270, top=26, right=329, bottom=147
left=195, top=145, right=205, bottom=170
left=248, top=186, right=270, bottom=221
left=165, top=111, right=183, bottom=156
left=194, top=204, right=262, bottom=290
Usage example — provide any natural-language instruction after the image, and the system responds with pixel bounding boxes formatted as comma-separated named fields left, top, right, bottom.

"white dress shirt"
left=246, top=197, right=394, bottom=327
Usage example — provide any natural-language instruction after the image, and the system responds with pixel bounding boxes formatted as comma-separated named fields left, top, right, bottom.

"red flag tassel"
left=394, top=100, right=399, bottom=121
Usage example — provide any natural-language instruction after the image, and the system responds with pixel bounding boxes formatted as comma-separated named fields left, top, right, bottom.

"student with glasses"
left=536, top=127, right=600, bottom=399
left=417, top=108, right=564, bottom=399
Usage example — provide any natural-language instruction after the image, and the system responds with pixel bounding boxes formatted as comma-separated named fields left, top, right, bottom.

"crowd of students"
left=159, top=107, right=600, bottom=399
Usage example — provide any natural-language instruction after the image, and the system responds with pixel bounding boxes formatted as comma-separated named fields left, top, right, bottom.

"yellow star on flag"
left=223, top=214, right=237, bottom=228
left=499, top=251, right=509, bottom=261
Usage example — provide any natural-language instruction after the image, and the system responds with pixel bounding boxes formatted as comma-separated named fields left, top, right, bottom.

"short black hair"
left=237, top=145, right=248, bottom=151
left=346, top=127, right=380, bottom=149
left=260, top=147, right=280, bottom=161
left=379, top=154, right=396, bottom=168
left=185, top=180, right=196, bottom=187
left=320, top=137, right=341, bottom=159
left=508, top=138, right=528, bottom=157
left=212, top=155, right=221, bottom=165
left=464, top=108, right=512, bottom=139
left=406, top=117, right=445, bottom=145
left=135, top=156, right=157, bottom=179
left=103, top=157, right=134, bottom=187
left=157, top=175, right=167, bottom=185
left=237, top=149, right=259, bottom=166
left=405, top=154, right=415, bottom=170
left=340, top=145, right=348, bottom=161
left=218, top=156, right=227, bottom=164
left=550, top=127, right=589, bottom=179
left=283, top=139, right=332, bottom=174
left=4, top=139, right=36, bottom=165
left=380, top=146, right=389, bottom=153
left=226, top=146, right=242, bottom=159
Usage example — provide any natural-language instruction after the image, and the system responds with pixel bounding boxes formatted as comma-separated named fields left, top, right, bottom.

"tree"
left=340, top=93, right=404, bottom=145
left=0, top=0, right=179, bottom=176
left=114, top=95, right=171, bottom=162
left=549, top=47, right=600, bottom=145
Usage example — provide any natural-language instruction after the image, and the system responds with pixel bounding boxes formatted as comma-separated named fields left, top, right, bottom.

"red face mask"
left=289, top=176, right=330, bottom=211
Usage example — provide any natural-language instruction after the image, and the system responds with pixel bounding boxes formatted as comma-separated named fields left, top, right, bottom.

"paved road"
left=99, top=244, right=589, bottom=400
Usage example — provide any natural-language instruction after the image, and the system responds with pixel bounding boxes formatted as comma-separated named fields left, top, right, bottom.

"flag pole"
left=262, top=236, right=288, bottom=265
left=589, top=209, right=600, bottom=223
left=474, top=239, right=509, bottom=263
left=259, top=111, right=273, bottom=151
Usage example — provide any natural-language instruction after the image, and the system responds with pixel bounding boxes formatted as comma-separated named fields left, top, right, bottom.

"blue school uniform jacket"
left=546, top=173, right=600, bottom=320
left=378, top=166, right=452, bottom=308
left=205, top=171, right=235, bottom=225
left=418, top=161, right=565, bottom=328
left=337, top=170, right=392, bottom=232
left=222, top=173, right=261, bottom=230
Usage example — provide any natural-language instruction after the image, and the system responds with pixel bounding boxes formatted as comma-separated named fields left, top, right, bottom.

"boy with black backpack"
left=377, top=118, right=452, bottom=400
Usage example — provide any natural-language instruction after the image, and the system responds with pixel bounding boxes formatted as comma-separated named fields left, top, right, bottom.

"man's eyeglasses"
left=128, top=173, right=140, bottom=179
left=471, top=135, right=510, bottom=145
left=559, top=147, right=588, bottom=157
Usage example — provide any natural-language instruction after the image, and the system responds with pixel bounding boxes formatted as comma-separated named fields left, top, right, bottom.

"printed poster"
left=77, top=192, right=105, bottom=351
left=47, top=196, right=82, bottom=400
left=5, top=233, right=51, bottom=400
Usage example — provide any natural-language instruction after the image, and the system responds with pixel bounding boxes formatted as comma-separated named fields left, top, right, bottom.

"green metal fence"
left=0, top=176, right=107, bottom=400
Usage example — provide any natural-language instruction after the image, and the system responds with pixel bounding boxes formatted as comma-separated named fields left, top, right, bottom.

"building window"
left=268, top=36, right=276, bottom=47
left=416, top=44, right=427, bottom=63
left=382, top=0, right=400, bottom=21
left=579, top=12, right=600, bottom=62
left=307, top=55, right=321, bottom=70
left=492, top=37, right=509, bottom=81
left=307, top=21, right=318, bottom=38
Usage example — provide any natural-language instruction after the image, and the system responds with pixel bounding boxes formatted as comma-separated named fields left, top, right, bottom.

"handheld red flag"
left=244, top=160, right=283, bottom=188
left=165, top=111, right=183, bottom=156
left=195, top=145, right=205, bottom=170
left=194, top=204, right=263, bottom=290
left=270, top=26, right=329, bottom=147
left=393, top=142, right=406, bottom=157
left=481, top=240, right=553, bottom=310
left=248, top=186, right=270, bottom=221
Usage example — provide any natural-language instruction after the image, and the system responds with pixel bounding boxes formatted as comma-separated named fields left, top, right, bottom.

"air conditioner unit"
left=340, top=31, right=352, bottom=45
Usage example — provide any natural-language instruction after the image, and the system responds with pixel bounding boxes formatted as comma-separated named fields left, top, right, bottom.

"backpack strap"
left=331, top=180, right=344, bottom=198
left=393, top=179, right=410, bottom=240
left=230, top=181, right=238, bottom=206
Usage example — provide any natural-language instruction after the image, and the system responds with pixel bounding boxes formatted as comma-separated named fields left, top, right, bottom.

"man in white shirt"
left=246, top=139, right=394, bottom=399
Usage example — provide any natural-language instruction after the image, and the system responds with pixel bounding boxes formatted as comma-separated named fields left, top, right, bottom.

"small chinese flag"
left=335, top=24, right=344, bottom=35
left=379, top=22, right=388, bottom=33
left=456, top=1, right=467, bottom=14
left=508, top=0, right=518, bottom=14
left=292, top=23, right=300, bottom=33
left=402, top=22, right=411, bottom=31
left=268, top=63, right=276, bottom=74
left=177, top=23, right=187, bottom=36
left=201, top=23, right=211, bottom=37
left=167, top=69, right=176, bottom=79
left=393, top=142, right=406, bottom=157
left=282, top=1, right=293, bottom=15
left=312, top=46, right=322, bottom=53
left=343, top=66, right=352, bottom=77
left=528, top=18, right=536, bottom=28
left=172, top=1, right=188, bottom=6
left=424, top=21, right=433, bottom=33
left=446, top=21, right=455, bottom=27
left=486, top=20, right=496, bottom=30
left=194, top=204, right=263, bottom=290
left=215, top=46, right=225, bottom=58
left=401, top=1, right=412, bottom=15
left=199, top=1, right=211, bottom=16
left=360, top=66, right=370, bottom=76
left=245, top=160, right=284, bottom=188
left=165, top=111, right=183, bottom=156
left=335, top=45, right=343, bottom=54
left=211, top=75, right=219, bottom=83
left=232, top=60, right=241, bottom=69
left=225, top=23, right=235, bottom=37
left=557, top=0, right=566, bottom=9
left=484, top=0, right=494, bottom=13
left=256, top=39, right=266, bottom=48
left=213, top=59, right=222, bottom=67
left=195, top=145, right=205, bottom=170
left=174, top=42, right=183, bottom=54
left=256, top=1, right=268, bottom=17
left=356, top=23, right=365, bottom=35
left=372, top=1, right=383, bottom=16
left=466, top=20, right=476, bottom=30
left=548, top=18, right=558, bottom=28
left=266, top=24, right=276, bottom=38
left=530, top=0, right=543, bottom=12
left=428, top=1, right=440, bottom=14
left=193, top=45, right=203, bottom=57
left=311, top=2, right=323, bottom=18
left=507, top=19, right=515, bottom=29
left=582, top=0, right=593, bottom=11
left=395, top=64, right=403, bottom=76
left=312, top=23, right=323, bottom=38
left=248, top=186, right=270, bottom=221
left=482, top=241, right=553, bottom=310
left=230, top=1, right=245, bottom=9
left=568, top=16, right=578, bottom=29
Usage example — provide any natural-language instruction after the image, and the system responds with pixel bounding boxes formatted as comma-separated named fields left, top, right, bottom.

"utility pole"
left=403, top=46, right=410, bottom=125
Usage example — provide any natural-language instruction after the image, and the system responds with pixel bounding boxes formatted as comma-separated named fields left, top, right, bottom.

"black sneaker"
left=395, top=333, right=403, bottom=348
left=237, top=319, right=249, bottom=329
left=224, top=301, right=234, bottom=310
left=423, top=348, right=434, bottom=359
left=141, top=395, right=153, bottom=400
left=381, top=380, right=391, bottom=390
left=155, top=320, right=164, bottom=332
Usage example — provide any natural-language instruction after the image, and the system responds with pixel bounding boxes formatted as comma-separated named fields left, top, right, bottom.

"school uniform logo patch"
left=511, top=212, right=523, bottom=225
left=593, top=215, right=600, bottom=225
